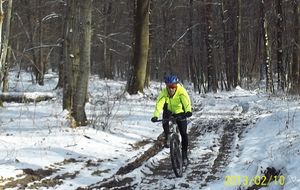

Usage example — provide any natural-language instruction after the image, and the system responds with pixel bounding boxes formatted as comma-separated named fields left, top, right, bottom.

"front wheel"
left=170, top=134, right=183, bottom=177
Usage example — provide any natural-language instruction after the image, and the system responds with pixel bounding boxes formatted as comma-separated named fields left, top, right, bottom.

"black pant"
left=162, top=107, right=188, bottom=156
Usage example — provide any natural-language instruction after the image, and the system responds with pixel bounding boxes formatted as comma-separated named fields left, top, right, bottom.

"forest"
left=0, top=1, right=300, bottom=189
left=0, top=0, right=299, bottom=126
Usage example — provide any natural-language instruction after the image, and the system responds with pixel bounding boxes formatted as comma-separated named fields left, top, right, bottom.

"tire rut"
left=135, top=118, right=249, bottom=189
left=82, top=114, right=254, bottom=190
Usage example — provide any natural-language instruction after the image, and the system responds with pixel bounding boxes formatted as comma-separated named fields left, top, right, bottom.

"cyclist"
left=151, top=75, right=192, bottom=165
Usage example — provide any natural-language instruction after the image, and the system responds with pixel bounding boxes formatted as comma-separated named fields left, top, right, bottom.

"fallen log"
left=0, top=92, right=55, bottom=103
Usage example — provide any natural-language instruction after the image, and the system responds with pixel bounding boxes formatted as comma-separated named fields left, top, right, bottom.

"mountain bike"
left=155, top=116, right=184, bottom=177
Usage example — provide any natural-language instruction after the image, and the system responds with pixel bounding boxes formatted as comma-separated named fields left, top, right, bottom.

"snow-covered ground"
left=0, top=70, right=300, bottom=190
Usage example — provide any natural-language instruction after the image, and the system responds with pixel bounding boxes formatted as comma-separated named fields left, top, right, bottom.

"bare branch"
left=161, top=23, right=200, bottom=63
left=96, top=33, right=132, bottom=49
left=24, top=44, right=61, bottom=52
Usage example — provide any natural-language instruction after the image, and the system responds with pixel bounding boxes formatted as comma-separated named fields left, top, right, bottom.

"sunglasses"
left=167, top=84, right=177, bottom=89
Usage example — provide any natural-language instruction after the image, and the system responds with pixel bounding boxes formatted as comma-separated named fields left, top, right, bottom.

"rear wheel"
left=170, top=134, right=183, bottom=177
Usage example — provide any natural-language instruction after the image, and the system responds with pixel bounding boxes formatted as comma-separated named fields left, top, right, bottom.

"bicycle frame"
left=169, top=118, right=181, bottom=139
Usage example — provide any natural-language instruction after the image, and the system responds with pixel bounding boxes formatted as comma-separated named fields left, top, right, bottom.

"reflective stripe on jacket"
left=153, top=84, right=192, bottom=117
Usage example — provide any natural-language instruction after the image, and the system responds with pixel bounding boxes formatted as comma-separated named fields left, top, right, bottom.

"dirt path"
left=1, top=113, right=254, bottom=190
left=134, top=117, right=250, bottom=189
left=87, top=114, right=253, bottom=190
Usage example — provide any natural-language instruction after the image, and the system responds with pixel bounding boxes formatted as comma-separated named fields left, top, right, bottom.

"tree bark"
left=261, top=0, right=274, bottom=93
left=127, top=0, right=150, bottom=94
left=63, top=0, right=80, bottom=111
left=220, top=0, right=232, bottom=91
left=103, top=2, right=113, bottom=79
left=0, top=0, right=4, bottom=93
left=0, top=92, right=54, bottom=103
left=237, top=0, right=242, bottom=86
left=36, top=0, right=45, bottom=85
left=188, top=0, right=198, bottom=92
left=24, top=0, right=38, bottom=84
left=0, top=0, right=13, bottom=92
left=205, top=0, right=217, bottom=93
left=290, top=0, right=299, bottom=94
left=276, top=0, right=284, bottom=91
left=71, top=0, right=92, bottom=126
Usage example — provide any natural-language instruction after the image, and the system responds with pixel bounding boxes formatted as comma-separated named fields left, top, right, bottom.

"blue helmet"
left=164, top=75, right=179, bottom=84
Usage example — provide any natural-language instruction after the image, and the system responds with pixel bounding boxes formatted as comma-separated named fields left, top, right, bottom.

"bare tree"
left=0, top=0, right=298, bottom=96
left=205, top=0, right=217, bottom=92
left=237, top=0, right=242, bottom=86
left=0, top=0, right=4, bottom=93
left=62, top=0, right=92, bottom=127
left=35, top=0, right=45, bottom=85
left=71, top=0, right=92, bottom=126
left=220, top=0, right=232, bottom=90
left=0, top=0, right=12, bottom=92
left=261, top=0, right=274, bottom=93
left=188, top=0, right=198, bottom=91
left=63, top=0, right=80, bottom=111
left=290, top=0, right=299, bottom=94
left=102, top=1, right=113, bottom=79
left=127, top=0, right=150, bottom=94
left=276, top=0, right=285, bottom=91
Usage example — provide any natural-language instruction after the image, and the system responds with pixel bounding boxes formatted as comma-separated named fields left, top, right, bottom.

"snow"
left=0, top=70, right=300, bottom=189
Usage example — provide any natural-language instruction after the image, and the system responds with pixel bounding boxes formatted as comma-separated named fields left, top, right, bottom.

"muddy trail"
left=0, top=113, right=254, bottom=190
left=86, top=113, right=254, bottom=190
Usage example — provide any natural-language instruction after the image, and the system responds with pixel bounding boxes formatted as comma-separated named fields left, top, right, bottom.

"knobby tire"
left=170, top=134, right=183, bottom=177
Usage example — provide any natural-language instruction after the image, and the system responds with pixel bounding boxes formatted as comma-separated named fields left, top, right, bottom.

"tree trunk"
left=71, top=0, right=92, bottom=126
left=127, top=0, right=150, bottom=94
left=36, top=0, right=45, bottom=85
left=0, top=0, right=13, bottom=92
left=220, top=0, right=232, bottom=91
left=276, top=0, right=284, bottom=91
left=56, top=25, right=65, bottom=89
left=103, top=2, right=113, bottom=79
left=237, top=0, right=242, bottom=86
left=24, top=0, right=38, bottom=83
left=188, top=0, right=198, bottom=92
left=0, top=0, right=4, bottom=92
left=261, top=0, right=274, bottom=93
left=63, top=0, right=80, bottom=111
left=290, top=0, right=299, bottom=94
left=205, top=0, right=217, bottom=93
left=56, top=4, right=67, bottom=89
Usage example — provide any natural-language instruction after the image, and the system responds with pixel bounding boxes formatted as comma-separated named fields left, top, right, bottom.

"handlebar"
left=154, top=115, right=186, bottom=123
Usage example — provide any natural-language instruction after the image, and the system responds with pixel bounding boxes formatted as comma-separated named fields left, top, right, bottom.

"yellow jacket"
left=153, top=84, right=192, bottom=117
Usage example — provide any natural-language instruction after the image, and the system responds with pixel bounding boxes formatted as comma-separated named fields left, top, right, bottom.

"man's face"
left=166, top=83, right=177, bottom=96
